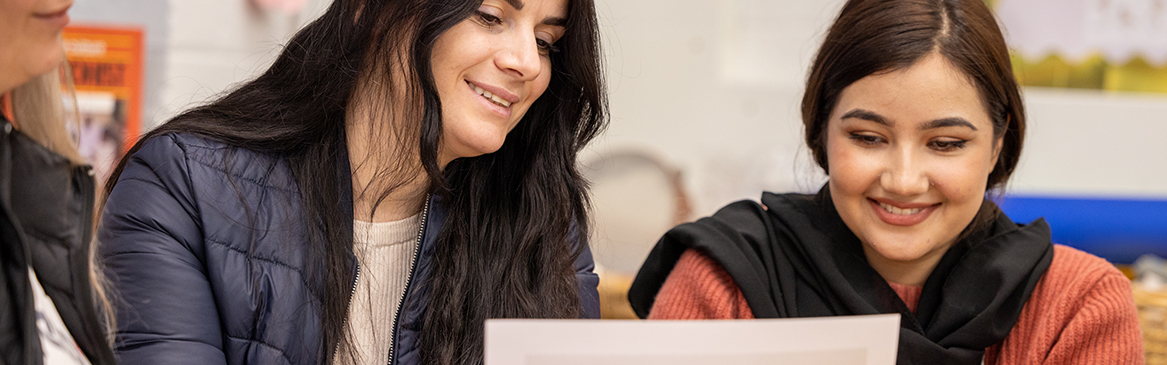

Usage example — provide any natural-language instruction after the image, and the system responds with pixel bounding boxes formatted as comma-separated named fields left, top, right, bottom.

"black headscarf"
left=629, top=187, right=1053, bottom=364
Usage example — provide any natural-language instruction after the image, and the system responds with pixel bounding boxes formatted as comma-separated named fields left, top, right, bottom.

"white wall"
left=590, top=0, right=844, bottom=216
left=75, top=0, right=1167, bottom=216
left=592, top=0, right=1167, bottom=218
left=1012, top=88, right=1167, bottom=198
left=158, top=0, right=329, bottom=124
left=72, top=0, right=330, bottom=130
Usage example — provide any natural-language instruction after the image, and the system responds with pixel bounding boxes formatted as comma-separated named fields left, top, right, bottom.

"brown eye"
left=848, top=133, right=884, bottom=146
left=475, top=11, right=502, bottom=26
left=929, top=139, right=967, bottom=152
left=536, top=39, right=559, bottom=55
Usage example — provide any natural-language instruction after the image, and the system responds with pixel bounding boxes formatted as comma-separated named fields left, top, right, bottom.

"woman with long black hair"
left=98, top=0, right=605, bottom=364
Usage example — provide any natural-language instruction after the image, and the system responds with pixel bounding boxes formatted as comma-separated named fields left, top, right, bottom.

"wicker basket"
left=1133, top=282, right=1167, bottom=364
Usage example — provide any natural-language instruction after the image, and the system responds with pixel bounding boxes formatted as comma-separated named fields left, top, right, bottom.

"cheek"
left=826, top=136, right=879, bottom=196
left=510, top=60, right=553, bottom=121
left=516, top=61, right=553, bottom=111
left=932, top=149, right=996, bottom=207
left=0, top=1, right=23, bottom=25
left=431, top=25, right=485, bottom=84
left=533, top=60, right=552, bottom=96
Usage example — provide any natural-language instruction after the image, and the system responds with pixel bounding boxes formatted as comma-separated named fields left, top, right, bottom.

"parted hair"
left=802, top=0, right=1025, bottom=189
left=800, top=0, right=1025, bottom=234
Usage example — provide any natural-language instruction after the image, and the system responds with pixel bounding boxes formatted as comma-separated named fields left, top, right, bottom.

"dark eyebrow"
left=920, top=117, right=978, bottom=131
left=841, top=109, right=891, bottom=126
left=502, top=0, right=565, bottom=27
left=842, top=109, right=979, bottom=132
left=543, top=16, right=567, bottom=27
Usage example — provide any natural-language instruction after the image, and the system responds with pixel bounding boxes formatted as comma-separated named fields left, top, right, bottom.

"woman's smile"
left=868, top=198, right=939, bottom=226
left=465, top=80, right=515, bottom=119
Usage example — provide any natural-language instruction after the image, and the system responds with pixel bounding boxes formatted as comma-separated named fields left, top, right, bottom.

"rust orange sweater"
left=648, top=244, right=1144, bottom=364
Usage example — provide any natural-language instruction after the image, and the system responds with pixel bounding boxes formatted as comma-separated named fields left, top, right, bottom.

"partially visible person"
left=629, top=0, right=1142, bottom=364
left=0, top=0, right=118, bottom=364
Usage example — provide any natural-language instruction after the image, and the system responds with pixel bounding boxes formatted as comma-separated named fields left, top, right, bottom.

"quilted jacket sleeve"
left=572, top=227, right=600, bottom=319
left=98, top=135, right=227, bottom=365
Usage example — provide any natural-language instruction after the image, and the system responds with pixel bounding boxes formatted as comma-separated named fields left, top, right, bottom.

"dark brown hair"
left=802, top=0, right=1024, bottom=190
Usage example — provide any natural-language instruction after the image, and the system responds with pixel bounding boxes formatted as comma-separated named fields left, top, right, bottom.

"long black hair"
left=101, top=0, right=607, bottom=363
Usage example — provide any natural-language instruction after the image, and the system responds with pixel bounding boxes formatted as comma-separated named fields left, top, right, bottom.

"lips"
left=868, top=198, right=938, bottom=226
left=33, top=5, right=71, bottom=29
left=464, top=80, right=518, bottom=119
left=468, top=81, right=512, bottom=108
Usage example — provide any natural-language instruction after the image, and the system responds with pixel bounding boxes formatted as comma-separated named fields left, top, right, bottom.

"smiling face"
left=431, top=0, right=567, bottom=165
left=825, top=52, right=1003, bottom=285
left=0, top=0, right=72, bottom=93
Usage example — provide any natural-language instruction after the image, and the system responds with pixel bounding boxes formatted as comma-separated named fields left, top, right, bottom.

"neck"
left=862, top=244, right=952, bottom=287
left=345, top=85, right=430, bottom=223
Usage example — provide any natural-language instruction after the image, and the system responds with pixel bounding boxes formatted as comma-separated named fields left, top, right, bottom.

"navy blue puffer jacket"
left=99, top=133, right=600, bottom=365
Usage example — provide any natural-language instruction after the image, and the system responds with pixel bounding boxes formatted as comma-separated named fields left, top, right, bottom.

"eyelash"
left=537, top=39, right=560, bottom=55
left=848, top=133, right=884, bottom=146
left=928, top=139, right=967, bottom=152
left=475, top=11, right=503, bottom=26
left=474, top=11, right=560, bottom=55
left=847, top=133, right=968, bottom=152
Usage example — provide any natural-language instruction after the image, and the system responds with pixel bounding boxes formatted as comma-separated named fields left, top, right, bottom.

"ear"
left=991, top=136, right=1004, bottom=165
left=989, top=115, right=1008, bottom=171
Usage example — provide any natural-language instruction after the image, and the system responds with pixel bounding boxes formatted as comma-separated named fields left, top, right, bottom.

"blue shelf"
left=999, top=195, right=1167, bottom=264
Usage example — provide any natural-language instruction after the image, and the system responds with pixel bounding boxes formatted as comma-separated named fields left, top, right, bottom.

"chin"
left=865, top=234, right=937, bottom=263
left=30, top=43, right=67, bottom=74
left=445, top=135, right=508, bottom=160
left=469, top=133, right=508, bottom=155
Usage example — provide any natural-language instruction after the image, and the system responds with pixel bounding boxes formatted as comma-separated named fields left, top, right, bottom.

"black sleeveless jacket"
left=0, top=117, right=116, bottom=365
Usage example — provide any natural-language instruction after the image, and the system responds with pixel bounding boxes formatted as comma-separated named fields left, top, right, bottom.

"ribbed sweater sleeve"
left=985, top=245, right=1144, bottom=365
left=649, top=246, right=1144, bottom=365
left=647, top=249, right=753, bottom=319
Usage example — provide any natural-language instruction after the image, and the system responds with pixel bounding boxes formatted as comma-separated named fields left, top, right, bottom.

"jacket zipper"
left=388, top=194, right=431, bottom=365
left=333, top=262, right=360, bottom=360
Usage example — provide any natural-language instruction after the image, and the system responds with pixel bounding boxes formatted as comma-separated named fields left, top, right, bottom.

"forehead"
left=833, top=53, right=991, bottom=129
left=500, top=0, right=569, bottom=17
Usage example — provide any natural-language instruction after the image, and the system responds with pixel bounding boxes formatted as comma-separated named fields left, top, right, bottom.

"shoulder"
left=628, top=198, right=766, bottom=313
left=132, top=132, right=232, bottom=165
left=125, top=132, right=297, bottom=194
left=1030, top=244, right=1134, bottom=320
left=988, top=244, right=1143, bottom=364
left=1045, top=244, right=1129, bottom=291
left=647, top=248, right=754, bottom=319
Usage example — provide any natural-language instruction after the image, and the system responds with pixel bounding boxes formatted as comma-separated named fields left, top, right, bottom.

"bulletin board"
left=995, top=0, right=1167, bottom=93
left=61, top=25, right=143, bottom=187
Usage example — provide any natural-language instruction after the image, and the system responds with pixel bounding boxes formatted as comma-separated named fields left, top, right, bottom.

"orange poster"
left=61, top=25, right=143, bottom=187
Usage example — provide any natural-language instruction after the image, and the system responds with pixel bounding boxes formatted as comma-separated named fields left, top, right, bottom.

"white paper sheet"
left=485, top=314, right=900, bottom=365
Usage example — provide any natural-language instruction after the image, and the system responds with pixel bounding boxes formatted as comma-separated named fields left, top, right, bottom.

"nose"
left=880, top=146, right=930, bottom=197
left=494, top=32, right=542, bottom=81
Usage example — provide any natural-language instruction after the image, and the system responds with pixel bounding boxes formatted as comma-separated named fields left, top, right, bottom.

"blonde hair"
left=10, top=68, right=84, bottom=164
left=8, top=64, right=117, bottom=346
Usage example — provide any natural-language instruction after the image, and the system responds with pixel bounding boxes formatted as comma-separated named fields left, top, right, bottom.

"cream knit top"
left=334, top=213, right=422, bottom=365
